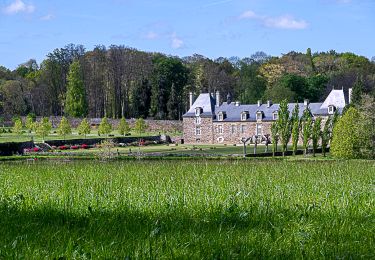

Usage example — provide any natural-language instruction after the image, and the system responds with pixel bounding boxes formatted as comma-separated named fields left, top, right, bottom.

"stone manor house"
left=182, top=88, right=351, bottom=144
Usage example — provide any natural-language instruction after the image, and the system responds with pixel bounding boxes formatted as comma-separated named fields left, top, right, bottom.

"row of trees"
left=271, top=100, right=338, bottom=157
left=1, top=44, right=374, bottom=119
left=11, top=116, right=148, bottom=141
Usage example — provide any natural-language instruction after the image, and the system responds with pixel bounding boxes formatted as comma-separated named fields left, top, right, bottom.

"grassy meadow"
left=0, top=160, right=374, bottom=259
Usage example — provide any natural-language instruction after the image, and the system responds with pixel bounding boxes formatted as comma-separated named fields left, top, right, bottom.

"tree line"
left=11, top=115, right=148, bottom=142
left=270, top=91, right=375, bottom=159
left=0, top=44, right=374, bottom=120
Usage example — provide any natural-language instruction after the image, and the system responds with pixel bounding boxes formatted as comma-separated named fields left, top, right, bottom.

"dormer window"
left=328, top=105, right=336, bottom=115
left=256, top=111, right=263, bottom=120
left=195, top=107, right=203, bottom=116
left=218, top=111, right=226, bottom=121
left=241, top=111, right=249, bottom=121
left=273, top=111, right=278, bottom=120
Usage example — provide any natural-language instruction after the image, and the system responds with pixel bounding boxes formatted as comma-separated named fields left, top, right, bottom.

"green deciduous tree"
left=36, top=117, right=52, bottom=142
left=301, top=109, right=313, bottom=156
left=134, top=118, right=147, bottom=136
left=98, top=117, right=112, bottom=137
left=25, top=114, right=36, bottom=134
left=57, top=116, right=71, bottom=141
left=271, top=121, right=279, bottom=156
left=331, top=107, right=361, bottom=158
left=118, top=117, right=131, bottom=136
left=65, top=60, right=87, bottom=117
left=357, top=94, right=375, bottom=159
left=13, top=119, right=23, bottom=135
left=321, top=117, right=331, bottom=157
left=351, top=76, right=364, bottom=106
left=291, top=104, right=300, bottom=156
left=78, top=118, right=91, bottom=138
left=311, top=117, right=322, bottom=157
left=276, top=100, right=292, bottom=156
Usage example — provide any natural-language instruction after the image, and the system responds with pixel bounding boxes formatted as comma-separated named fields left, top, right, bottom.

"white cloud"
left=144, top=31, right=159, bottom=40
left=264, top=16, right=308, bottom=29
left=171, top=33, right=184, bottom=49
left=40, top=14, right=54, bottom=21
left=238, top=10, right=308, bottom=30
left=3, top=0, right=35, bottom=15
left=239, top=10, right=258, bottom=19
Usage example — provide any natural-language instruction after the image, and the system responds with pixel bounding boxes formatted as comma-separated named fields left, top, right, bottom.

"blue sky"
left=0, top=0, right=374, bottom=69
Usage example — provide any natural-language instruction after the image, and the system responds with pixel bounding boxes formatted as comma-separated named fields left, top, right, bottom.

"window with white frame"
left=195, top=126, right=201, bottom=135
left=273, top=111, right=278, bottom=120
left=256, top=124, right=262, bottom=136
left=218, top=111, right=226, bottom=121
left=195, top=116, right=201, bottom=124
left=241, top=112, right=248, bottom=121
left=241, top=125, right=246, bottom=134
left=256, top=111, right=263, bottom=120
left=231, top=124, right=236, bottom=134
left=218, top=125, right=223, bottom=134
left=195, top=107, right=202, bottom=116
left=328, top=105, right=335, bottom=115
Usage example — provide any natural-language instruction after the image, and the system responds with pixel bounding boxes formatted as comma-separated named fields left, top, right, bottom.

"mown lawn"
left=0, top=160, right=374, bottom=259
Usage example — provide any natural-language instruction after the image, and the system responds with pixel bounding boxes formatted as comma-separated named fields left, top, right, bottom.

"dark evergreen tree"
left=65, top=60, right=87, bottom=117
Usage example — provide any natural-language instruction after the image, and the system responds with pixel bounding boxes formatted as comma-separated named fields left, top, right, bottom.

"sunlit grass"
left=0, top=160, right=374, bottom=258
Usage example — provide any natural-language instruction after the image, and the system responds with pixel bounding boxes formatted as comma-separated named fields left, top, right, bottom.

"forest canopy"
left=0, top=44, right=374, bottom=120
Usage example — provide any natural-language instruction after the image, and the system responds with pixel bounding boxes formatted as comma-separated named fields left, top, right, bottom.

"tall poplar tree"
left=301, top=109, right=313, bottom=156
left=291, top=104, right=300, bottom=156
left=276, top=99, right=292, bottom=156
left=65, top=60, right=87, bottom=117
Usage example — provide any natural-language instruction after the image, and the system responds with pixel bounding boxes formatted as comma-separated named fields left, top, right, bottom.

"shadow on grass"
left=0, top=201, right=373, bottom=259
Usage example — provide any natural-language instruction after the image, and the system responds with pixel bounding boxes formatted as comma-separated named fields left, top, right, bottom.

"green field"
left=0, top=160, right=374, bottom=259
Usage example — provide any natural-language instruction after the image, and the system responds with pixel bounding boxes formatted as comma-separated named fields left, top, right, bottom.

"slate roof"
left=183, top=89, right=348, bottom=121
left=320, top=89, right=346, bottom=109
left=215, top=102, right=308, bottom=122
left=184, top=93, right=216, bottom=117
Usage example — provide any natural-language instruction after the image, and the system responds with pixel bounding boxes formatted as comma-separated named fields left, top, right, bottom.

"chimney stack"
left=189, top=92, right=194, bottom=108
left=227, top=92, right=232, bottom=104
left=304, top=99, right=309, bottom=106
left=257, top=100, right=262, bottom=107
left=216, top=91, right=220, bottom=106
left=267, top=100, right=272, bottom=108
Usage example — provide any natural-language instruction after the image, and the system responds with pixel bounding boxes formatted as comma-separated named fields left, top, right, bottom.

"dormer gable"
left=256, top=110, right=264, bottom=120
left=218, top=111, right=226, bottom=121
left=195, top=107, right=203, bottom=116
left=328, top=105, right=336, bottom=115
left=240, top=111, right=249, bottom=121
left=272, top=111, right=278, bottom=120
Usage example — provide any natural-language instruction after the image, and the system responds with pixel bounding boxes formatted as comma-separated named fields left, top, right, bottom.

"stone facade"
left=184, top=119, right=274, bottom=145
left=183, top=117, right=214, bottom=144
left=184, top=116, right=330, bottom=145
left=183, top=88, right=350, bottom=145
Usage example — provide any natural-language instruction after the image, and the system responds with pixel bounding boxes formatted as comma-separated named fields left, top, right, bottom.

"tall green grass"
left=0, top=160, right=374, bottom=258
